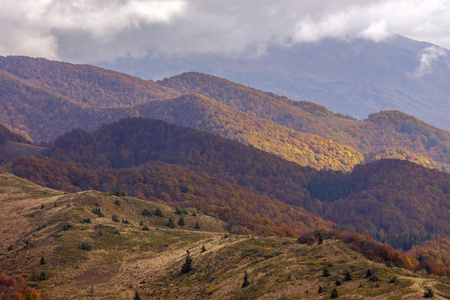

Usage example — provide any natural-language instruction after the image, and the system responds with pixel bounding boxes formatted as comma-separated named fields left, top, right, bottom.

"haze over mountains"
left=100, top=35, right=450, bottom=131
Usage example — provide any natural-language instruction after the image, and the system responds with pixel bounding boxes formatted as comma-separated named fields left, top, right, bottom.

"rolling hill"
left=11, top=117, right=450, bottom=242
left=1, top=172, right=449, bottom=299
left=0, top=56, right=448, bottom=173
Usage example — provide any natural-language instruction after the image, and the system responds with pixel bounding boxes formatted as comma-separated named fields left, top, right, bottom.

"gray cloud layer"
left=1, top=0, right=450, bottom=62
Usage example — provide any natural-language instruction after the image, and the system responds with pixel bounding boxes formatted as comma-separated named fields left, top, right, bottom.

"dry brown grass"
left=1, top=172, right=449, bottom=299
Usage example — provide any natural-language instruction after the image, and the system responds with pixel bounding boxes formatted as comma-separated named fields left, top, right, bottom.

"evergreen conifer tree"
left=195, top=221, right=201, bottom=229
left=167, top=217, right=175, bottom=228
left=317, top=231, right=324, bottom=244
left=344, top=271, right=352, bottom=281
left=242, top=271, right=250, bottom=288
left=330, top=287, right=339, bottom=298
left=178, top=216, right=185, bottom=226
left=40, top=256, right=46, bottom=265
left=134, top=291, right=141, bottom=300
left=318, top=285, right=323, bottom=293
left=181, top=251, right=193, bottom=273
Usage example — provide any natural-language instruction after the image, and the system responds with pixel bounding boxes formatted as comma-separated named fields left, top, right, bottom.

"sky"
left=1, top=0, right=450, bottom=63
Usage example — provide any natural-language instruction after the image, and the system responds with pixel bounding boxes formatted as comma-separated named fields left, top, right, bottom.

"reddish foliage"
left=0, top=274, right=42, bottom=300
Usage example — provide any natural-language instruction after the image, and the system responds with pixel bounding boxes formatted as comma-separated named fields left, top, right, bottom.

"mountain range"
left=100, top=35, right=450, bottom=131
left=0, top=54, right=449, bottom=298
left=0, top=56, right=448, bottom=173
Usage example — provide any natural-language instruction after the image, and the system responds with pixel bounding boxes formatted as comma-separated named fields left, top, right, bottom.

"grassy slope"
left=1, top=173, right=449, bottom=299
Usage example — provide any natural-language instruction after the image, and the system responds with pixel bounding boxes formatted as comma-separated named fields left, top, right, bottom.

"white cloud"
left=1, top=0, right=450, bottom=62
left=414, top=46, right=447, bottom=77
left=358, top=20, right=392, bottom=42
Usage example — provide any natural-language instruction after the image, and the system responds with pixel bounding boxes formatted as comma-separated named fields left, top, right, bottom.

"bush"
left=322, top=267, right=330, bottom=277
left=178, top=216, right=185, bottom=226
left=335, top=279, right=341, bottom=286
left=154, top=208, right=164, bottom=217
left=142, top=225, right=150, bottom=231
left=40, top=256, right=46, bottom=265
left=424, top=287, right=434, bottom=298
left=142, top=209, right=152, bottom=217
left=80, top=242, right=92, bottom=251
left=344, top=271, right=352, bottom=281
left=38, top=271, right=48, bottom=281
left=112, top=215, right=120, bottom=222
left=175, top=206, right=182, bottom=215
left=92, top=207, right=104, bottom=218
left=389, top=277, right=397, bottom=283
left=369, top=274, right=379, bottom=282
left=62, top=223, right=73, bottom=231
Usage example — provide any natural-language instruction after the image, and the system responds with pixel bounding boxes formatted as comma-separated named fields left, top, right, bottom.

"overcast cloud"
left=1, top=0, right=450, bottom=62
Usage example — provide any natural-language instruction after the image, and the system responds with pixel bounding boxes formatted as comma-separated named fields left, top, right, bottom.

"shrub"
left=63, top=223, right=73, bottom=231
left=344, top=271, right=352, bottom=281
left=424, top=287, right=434, bottom=298
left=92, top=208, right=104, bottom=218
left=142, top=209, right=152, bottom=217
left=40, top=256, right=46, bottom=265
left=38, top=271, right=48, bottom=281
left=322, top=267, right=330, bottom=277
left=112, top=215, right=120, bottom=222
left=178, top=216, right=185, bottom=226
left=80, top=242, right=92, bottom=251
left=369, top=274, right=379, bottom=282
left=335, top=279, right=341, bottom=286
left=142, top=225, right=150, bottom=231
left=154, top=208, right=164, bottom=217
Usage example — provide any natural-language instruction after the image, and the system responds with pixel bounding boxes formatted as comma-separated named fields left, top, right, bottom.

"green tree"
left=424, top=287, right=434, bottom=298
left=155, top=207, right=164, bottom=217
left=134, top=291, right=141, bottom=300
left=112, top=214, right=120, bottom=222
left=40, top=256, right=46, bottom=265
left=178, top=216, right=185, bottom=226
left=142, top=225, right=150, bottom=231
left=167, top=217, right=175, bottom=228
left=38, top=271, right=48, bottom=281
left=195, top=221, right=201, bottom=229
left=242, top=271, right=250, bottom=288
left=330, top=287, right=339, bottom=298
left=322, top=267, right=330, bottom=277
left=344, top=271, right=352, bottom=281
left=317, top=231, right=324, bottom=244
left=318, top=285, right=323, bottom=294
left=175, top=206, right=182, bottom=215
left=201, top=245, right=207, bottom=252
left=181, top=251, right=193, bottom=273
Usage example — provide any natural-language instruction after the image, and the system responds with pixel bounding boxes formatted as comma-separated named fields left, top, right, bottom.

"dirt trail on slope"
left=399, top=276, right=450, bottom=300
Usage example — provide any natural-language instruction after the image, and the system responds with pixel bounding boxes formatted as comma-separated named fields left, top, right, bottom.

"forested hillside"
left=160, top=72, right=450, bottom=168
left=0, top=56, right=448, bottom=172
left=11, top=117, right=449, bottom=241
